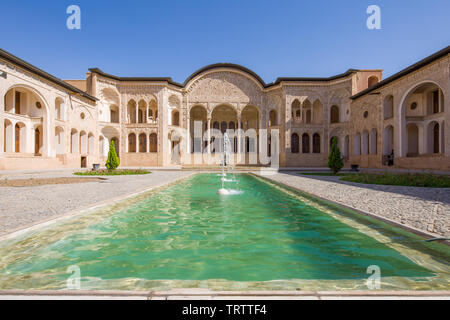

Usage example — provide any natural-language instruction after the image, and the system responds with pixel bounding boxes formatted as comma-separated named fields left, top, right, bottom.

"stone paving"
left=0, top=289, right=448, bottom=300
left=258, top=172, right=450, bottom=237
left=0, top=170, right=194, bottom=236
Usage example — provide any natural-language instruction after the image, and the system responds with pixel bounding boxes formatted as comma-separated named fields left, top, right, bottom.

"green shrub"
left=328, top=137, right=344, bottom=174
left=105, top=140, right=120, bottom=170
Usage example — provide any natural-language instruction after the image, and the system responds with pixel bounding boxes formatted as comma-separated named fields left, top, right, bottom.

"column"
left=207, top=118, right=211, bottom=154
left=237, top=114, right=242, bottom=155
left=135, top=102, right=138, bottom=124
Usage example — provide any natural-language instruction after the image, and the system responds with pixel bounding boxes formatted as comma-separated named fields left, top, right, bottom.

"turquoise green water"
left=0, top=173, right=449, bottom=290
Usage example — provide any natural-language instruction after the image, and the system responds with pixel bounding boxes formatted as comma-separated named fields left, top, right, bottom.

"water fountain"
left=217, top=133, right=238, bottom=195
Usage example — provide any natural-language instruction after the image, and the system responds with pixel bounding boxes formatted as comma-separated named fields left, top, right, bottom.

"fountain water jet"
left=217, top=132, right=239, bottom=195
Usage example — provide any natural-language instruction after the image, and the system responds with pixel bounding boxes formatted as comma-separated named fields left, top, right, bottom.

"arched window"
left=139, top=133, right=147, bottom=153
left=291, top=133, right=299, bottom=153
left=330, top=105, right=340, bottom=123
left=127, top=100, right=137, bottom=123
left=34, top=126, right=42, bottom=155
left=128, top=133, right=137, bottom=153
left=428, top=122, right=440, bottom=154
left=15, top=123, right=25, bottom=153
left=302, top=133, right=310, bottom=153
left=150, top=133, right=158, bottom=153
left=291, top=100, right=301, bottom=121
left=269, top=110, right=277, bottom=126
left=313, top=133, right=321, bottom=153
left=368, top=76, right=379, bottom=87
left=383, top=126, right=394, bottom=156
left=383, top=95, right=394, bottom=120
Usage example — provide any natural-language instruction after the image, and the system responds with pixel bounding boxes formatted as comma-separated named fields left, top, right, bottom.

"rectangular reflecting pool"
left=0, top=173, right=449, bottom=291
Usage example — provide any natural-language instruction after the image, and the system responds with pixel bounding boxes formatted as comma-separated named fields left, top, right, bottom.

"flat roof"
left=89, top=64, right=360, bottom=89
left=0, top=48, right=97, bottom=102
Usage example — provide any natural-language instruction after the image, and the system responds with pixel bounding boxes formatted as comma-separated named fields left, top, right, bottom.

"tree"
left=328, top=137, right=344, bottom=174
left=105, top=140, right=120, bottom=170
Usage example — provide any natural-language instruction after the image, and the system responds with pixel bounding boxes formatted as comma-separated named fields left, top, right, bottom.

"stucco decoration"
left=186, top=71, right=264, bottom=105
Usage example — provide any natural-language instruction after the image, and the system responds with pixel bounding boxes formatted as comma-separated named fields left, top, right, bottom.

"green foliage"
left=105, top=140, right=120, bottom=170
left=341, top=173, right=450, bottom=188
left=74, top=169, right=150, bottom=176
left=328, top=137, right=344, bottom=174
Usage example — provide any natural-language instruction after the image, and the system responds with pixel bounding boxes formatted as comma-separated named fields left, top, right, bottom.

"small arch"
left=383, top=125, right=394, bottom=156
left=55, top=126, right=65, bottom=155
left=127, top=99, right=137, bottom=124
left=139, top=133, right=147, bottom=153
left=110, top=104, right=119, bottom=123
left=79, top=131, right=87, bottom=155
left=138, top=100, right=147, bottom=124
left=14, top=122, right=26, bottom=153
left=302, top=133, right=310, bottom=153
left=383, top=95, right=394, bottom=120
left=303, top=99, right=312, bottom=124
left=313, top=133, right=321, bottom=153
left=128, top=133, right=137, bottom=153
left=291, top=133, right=299, bottom=153
left=3, top=119, right=13, bottom=152
left=150, top=133, right=158, bottom=153
left=269, top=109, right=277, bottom=126
left=172, top=110, right=180, bottom=126
left=330, top=105, right=340, bottom=123
left=34, top=125, right=43, bottom=156
left=291, top=99, right=301, bottom=121
left=427, top=122, right=440, bottom=154
left=55, top=97, right=64, bottom=120
left=368, top=76, right=379, bottom=88
left=313, top=99, right=323, bottom=124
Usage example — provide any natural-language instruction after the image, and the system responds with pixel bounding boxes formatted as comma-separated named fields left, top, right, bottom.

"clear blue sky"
left=2, top=0, right=449, bottom=83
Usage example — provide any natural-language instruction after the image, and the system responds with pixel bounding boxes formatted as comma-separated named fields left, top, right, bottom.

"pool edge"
left=0, top=289, right=448, bottom=300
